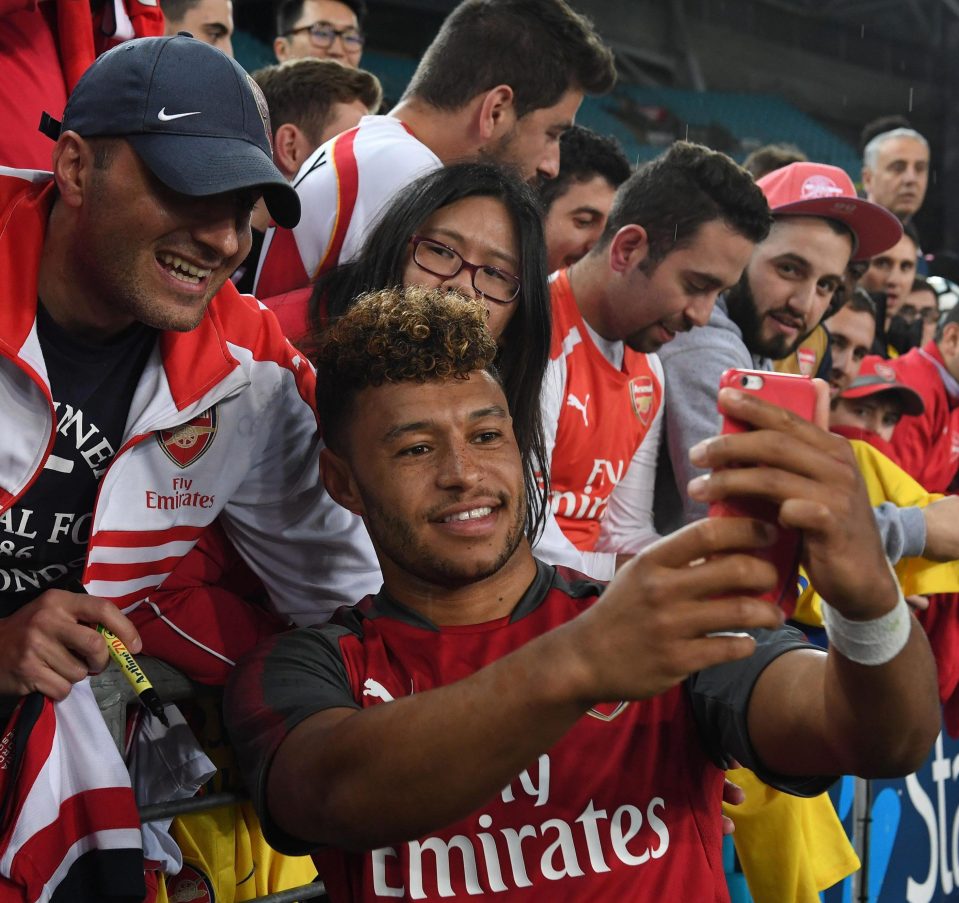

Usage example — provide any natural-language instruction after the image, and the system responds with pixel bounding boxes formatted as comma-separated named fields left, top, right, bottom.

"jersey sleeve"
left=687, top=626, right=836, bottom=797
left=658, top=325, right=754, bottom=527
left=224, top=625, right=360, bottom=856
left=597, top=355, right=665, bottom=555
left=218, top=307, right=382, bottom=624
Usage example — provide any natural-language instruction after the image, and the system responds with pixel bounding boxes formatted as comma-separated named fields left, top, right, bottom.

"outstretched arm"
left=228, top=517, right=784, bottom=851
left=687, top=385, right=940, bottom=779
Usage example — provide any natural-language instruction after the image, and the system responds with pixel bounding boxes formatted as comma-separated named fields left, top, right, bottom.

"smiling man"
left=540, top=142, right=770, bottom=576
left=252, top=0, right=616, bottom=298
left=226, top=284, right=937, bottom=903
left=656, top=160, right=902, bottom=531
left=0, top=34, right=379, bottom=704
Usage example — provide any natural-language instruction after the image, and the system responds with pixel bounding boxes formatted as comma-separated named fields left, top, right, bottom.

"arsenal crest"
left=166, top=864, right=215, bottom=902
left=797, top=348, right=817, bottom=376
left=588, top=701, right=630, bottom=722
left=629, top=376, right=654, bottom=425
left=157, top=408, right=218, bottom=469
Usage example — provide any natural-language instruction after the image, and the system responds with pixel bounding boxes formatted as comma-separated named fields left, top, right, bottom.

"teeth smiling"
left=158, top=252, right=213, bottom=284
left=443, top=506, right=492, bottom=522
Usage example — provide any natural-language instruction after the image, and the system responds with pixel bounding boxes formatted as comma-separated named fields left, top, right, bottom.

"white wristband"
left=821, top=590, right=911, bottom=666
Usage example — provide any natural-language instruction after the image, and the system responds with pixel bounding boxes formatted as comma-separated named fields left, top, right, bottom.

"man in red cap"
left=656, top=160, right=903, bottom=531
left=888, top=304, right=959, bottom=493
left=831, top=355, right=925, bottom=451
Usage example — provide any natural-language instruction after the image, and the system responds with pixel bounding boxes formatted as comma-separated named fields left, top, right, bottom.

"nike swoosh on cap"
left=158, top=108, right=202, bottom=121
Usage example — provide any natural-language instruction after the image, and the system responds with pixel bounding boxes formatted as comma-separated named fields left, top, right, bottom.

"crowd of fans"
left=0, top=1, right=958, bottom=902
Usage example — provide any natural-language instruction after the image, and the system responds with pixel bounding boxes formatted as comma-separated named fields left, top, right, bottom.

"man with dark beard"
left=655, top=161, right=902, bottom=532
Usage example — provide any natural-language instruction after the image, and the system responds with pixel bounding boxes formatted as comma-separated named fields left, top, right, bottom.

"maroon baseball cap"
left=840, top=355, right=924, bottom=415
left=756, top=162, right=902, bottom=262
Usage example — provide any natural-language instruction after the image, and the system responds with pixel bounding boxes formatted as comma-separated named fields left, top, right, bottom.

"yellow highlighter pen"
left=64, top=577, right=169, bottom=727
left=96, top=624, right=170, bottom=727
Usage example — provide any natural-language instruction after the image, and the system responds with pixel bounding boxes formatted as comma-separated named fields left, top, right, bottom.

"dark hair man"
left=862, top=127, right=930, bottom=223
left=536, top=125, right=631, bottom=273
left=742, top=142, right=807, bottom=180
left=253, top=0, right=616, bottom=298
left=887, top=304, right=959, bottom=493
left=825, top=289, right=878, bottom=395
left=0, top=35, right=379, bottom=702
left=901, top=277, right=941, bottom=349
left=541, top=142, right=770, bottom=578
left=225, top=284, right=938, bottom=903
left=655, top=161, right=908, bottom=532
left=274, top=0, right=366, bottom=66
left=859, top=220, right=920, bottom=334
left=231, top=59, right=383, bottom=293
left=161, top=0, right=233, bottom=55
left=253, top=58, right=382, bottom=179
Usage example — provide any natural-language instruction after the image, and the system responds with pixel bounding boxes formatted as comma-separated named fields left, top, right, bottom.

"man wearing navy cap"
left=0, top=35, right=379, bottom=702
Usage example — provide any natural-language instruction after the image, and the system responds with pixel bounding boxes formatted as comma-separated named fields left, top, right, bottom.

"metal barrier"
left=90, top=659, right=328, bottom=902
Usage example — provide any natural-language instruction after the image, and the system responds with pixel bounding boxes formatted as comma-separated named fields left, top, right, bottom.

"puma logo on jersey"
left=362, top=678, right=395, bottom=703
left=566, top=392, right=590, bottom=427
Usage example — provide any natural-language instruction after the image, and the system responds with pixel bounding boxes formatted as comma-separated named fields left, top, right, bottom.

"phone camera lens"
left=740, top=375, right=749, bottom=387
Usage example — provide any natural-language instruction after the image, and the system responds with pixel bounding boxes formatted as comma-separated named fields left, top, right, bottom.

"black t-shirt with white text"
left=0, top=305, right=155, bottom=615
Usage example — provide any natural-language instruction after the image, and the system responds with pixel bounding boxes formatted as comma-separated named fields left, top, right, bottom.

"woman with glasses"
left=303, top=161, right=560, bottom=548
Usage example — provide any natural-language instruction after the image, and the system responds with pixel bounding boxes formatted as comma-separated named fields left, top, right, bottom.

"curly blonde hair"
left=315, top=286, right=499, bottom=450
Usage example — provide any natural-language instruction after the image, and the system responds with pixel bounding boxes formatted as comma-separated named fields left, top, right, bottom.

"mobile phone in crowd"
left=708, top=369, right=817, bottom=616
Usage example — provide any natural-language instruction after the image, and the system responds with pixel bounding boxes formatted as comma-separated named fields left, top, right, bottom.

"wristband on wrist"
left=821, top=589, right=911, bottom=667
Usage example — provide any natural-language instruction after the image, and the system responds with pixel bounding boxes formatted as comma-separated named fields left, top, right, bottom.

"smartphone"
left=708, top=369, right=818, bottom=617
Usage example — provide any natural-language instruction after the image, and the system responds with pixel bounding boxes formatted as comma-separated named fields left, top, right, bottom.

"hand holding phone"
left=708, top=369, right=817, bottom=616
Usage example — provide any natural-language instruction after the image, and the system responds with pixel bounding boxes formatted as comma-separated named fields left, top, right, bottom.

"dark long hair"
left=308, top=162, right=552, bottom=541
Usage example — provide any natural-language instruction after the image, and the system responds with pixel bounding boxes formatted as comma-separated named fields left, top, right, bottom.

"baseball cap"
left=756, top=162, right=901, bottom=262
left=39, top=34, right=300, bottom=229
left=840, top=355, right=924, bottom=415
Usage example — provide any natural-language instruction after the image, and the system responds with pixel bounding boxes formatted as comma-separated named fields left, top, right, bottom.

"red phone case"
left=708, top=369, right=818, bottom=616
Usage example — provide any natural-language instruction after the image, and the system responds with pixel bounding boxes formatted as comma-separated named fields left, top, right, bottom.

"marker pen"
left=96, top=624, right=169, bottom=727
left=65, top=578, right=169, bottom=727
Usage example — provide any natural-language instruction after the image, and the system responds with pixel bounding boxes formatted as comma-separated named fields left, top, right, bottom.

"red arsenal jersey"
left=227, top=564, right=822, bottom=902
left=890, top=342, right=959, bottom=493
left=546, top=271, right=664, bottom=550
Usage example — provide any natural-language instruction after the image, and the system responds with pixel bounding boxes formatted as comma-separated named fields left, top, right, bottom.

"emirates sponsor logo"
left=157, top=407, right=218, bottom=469
left=370, top=755, right=670, bottom=897
left=550, top=459, right=624, bottom=523
left=145, top=477, right=215, bottom=511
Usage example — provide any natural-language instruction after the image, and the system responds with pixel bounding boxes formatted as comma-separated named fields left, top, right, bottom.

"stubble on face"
left=358, top=482, right=528, bottom=590
left=725, top=273, right=806, bottom=361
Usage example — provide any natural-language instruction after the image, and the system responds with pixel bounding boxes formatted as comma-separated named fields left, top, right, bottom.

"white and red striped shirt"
left=0, top=169, right=380, bottom=626
left=253, top=115, right=440, bottom=299
left=0, top=681, right=142, bottom=903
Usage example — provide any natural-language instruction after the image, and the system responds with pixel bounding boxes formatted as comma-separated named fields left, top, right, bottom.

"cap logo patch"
left=800, top=175, right=844, bottom=199
left=158, top=108, right=202, bottom=122
left=247, top=75, right=274, bottom=153
left=875, top=362, right=897, bottom=382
